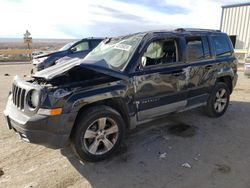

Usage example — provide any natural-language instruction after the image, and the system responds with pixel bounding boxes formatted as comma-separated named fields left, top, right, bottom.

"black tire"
left=71, top=105, right=125, bottom=162
left=205, top=82, right=230, bottom=117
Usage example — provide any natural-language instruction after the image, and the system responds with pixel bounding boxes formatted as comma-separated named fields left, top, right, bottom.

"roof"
left=112, top=28, right=223, bottom=42
left=174, top=28, right=221, bottom=32
left=222, top=2, right=250, bottom=9
left=144, top=28, right=222, bottom=35
left=83, top=37, right=105, bottom=40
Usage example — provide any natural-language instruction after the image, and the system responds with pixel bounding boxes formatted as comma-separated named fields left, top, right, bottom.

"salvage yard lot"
left=0, top=64, right=250, bottom=188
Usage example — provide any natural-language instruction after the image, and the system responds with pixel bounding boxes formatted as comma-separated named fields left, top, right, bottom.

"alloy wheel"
left=214, top=88, right=228, bottom=113
left=82, top=117, right=119, bottom=155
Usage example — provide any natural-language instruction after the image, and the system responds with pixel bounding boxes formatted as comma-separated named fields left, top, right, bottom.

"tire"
left=71, top=105, right=125, bottom=162
left=205, top=82, right=230, bottom=117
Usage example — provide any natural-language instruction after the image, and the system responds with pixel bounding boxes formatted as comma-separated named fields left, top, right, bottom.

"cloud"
left=0, top=0, right=246, bottom=38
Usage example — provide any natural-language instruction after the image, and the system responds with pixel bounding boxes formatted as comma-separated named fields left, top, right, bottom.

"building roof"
left=222, top=2, right=250, bottom=9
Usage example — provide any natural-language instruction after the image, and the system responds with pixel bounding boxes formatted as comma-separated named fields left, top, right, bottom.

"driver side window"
left=141, top=38, right=178, bottom=68
left=72, top=41, right=89, bottom=52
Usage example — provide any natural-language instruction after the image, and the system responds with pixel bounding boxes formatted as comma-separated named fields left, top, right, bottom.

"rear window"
left=211, top=35, right=232, bottom=57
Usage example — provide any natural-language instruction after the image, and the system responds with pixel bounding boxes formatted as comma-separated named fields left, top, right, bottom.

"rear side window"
left=211, top=35, right=232, bottom=57
left=185, top=36, right=209, bottom=62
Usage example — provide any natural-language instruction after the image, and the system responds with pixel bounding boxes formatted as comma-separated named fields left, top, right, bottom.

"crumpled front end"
left=3, top=76, right=77, bottom=149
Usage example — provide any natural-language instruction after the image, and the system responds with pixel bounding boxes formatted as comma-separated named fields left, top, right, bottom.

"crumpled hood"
left=32, top=58, right=128, bottom=81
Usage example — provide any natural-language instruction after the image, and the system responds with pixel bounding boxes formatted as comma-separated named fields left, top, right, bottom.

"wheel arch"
left=216, top=75, right=233, bottom=94
left=69, top=97, right=130, bottom=139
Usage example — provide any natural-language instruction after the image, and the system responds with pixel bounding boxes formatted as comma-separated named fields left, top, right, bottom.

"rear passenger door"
left=184, top=35, right=215, bottom=106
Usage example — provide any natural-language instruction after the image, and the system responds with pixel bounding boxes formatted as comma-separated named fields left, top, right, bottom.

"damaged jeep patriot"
left=4, top=28, right=238, bottom=162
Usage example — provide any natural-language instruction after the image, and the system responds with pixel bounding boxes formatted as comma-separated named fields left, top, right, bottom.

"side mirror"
left=137, top=56, right=147, bottom=71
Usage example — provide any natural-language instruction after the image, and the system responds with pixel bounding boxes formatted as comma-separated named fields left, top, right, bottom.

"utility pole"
left=23, top=30, right=32, bottom=60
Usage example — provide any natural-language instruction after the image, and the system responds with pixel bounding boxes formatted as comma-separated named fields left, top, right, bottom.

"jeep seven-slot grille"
left=12, top=84, right=26, bottom=110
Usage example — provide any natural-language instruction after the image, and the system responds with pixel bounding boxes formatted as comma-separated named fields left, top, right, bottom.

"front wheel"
left=71, top=105, right=125, bottom=162
left=205, top=82, right=230, bottom=117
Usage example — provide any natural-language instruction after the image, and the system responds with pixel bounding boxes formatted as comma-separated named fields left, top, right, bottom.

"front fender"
left=64, top=83, right=128, bottom=113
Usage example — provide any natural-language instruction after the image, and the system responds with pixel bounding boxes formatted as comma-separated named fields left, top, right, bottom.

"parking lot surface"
left=0, top=64, right=250, bottom=188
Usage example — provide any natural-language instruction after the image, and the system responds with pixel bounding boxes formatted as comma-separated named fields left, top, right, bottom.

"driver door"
left=132, top=37, right=190, bottom=121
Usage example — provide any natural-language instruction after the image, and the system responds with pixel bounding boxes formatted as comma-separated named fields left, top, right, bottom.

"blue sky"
left=0, top=0, right=246, bottom=38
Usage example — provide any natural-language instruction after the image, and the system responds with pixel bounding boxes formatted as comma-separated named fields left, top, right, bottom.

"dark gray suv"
left=4, top=28, right=238, bottom=162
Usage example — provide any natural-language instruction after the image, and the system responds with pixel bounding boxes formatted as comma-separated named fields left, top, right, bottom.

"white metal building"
left=220, top=3, right=250, bottom=53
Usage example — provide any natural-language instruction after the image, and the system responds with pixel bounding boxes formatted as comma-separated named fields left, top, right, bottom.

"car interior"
left=141, top=39, right=178, bottom=67
left=72, top=42, right=90, bottom=52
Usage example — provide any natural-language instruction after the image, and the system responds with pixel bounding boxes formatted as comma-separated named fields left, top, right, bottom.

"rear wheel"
left=71, top=105, right=125, bottom=162
left=205, top=82, right=230, bottom=117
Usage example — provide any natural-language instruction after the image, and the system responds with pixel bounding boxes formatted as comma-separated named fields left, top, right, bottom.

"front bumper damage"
left=4, top=96, right=77, bottom=149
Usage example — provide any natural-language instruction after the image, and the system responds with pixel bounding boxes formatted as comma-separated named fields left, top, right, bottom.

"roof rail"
left=175, top=28, right=221, bottom=32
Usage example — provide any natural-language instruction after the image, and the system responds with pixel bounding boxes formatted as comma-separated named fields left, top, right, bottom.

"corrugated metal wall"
left=221, top=4, right=250, bottom=50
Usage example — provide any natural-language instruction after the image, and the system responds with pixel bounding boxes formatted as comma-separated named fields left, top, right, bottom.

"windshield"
left=59, top=41, right=76, bottom=51
left=83, top=34, right=144, bottom=71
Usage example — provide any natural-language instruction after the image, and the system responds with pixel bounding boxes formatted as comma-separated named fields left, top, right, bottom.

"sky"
left=0, top=0, right=247, bottom=39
